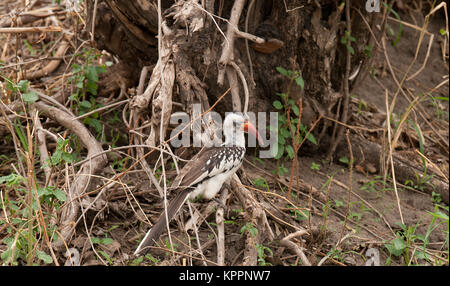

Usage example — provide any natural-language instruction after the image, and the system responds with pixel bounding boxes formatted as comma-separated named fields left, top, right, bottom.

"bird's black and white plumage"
left=134, top=113, right=263, bottom=256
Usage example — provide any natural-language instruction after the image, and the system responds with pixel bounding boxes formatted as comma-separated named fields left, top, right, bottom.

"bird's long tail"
left=134, top=188, right=191, bottom=256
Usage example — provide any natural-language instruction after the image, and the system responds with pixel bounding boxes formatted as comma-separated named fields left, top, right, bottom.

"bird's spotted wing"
left=173, top=147, right=245, bottom=189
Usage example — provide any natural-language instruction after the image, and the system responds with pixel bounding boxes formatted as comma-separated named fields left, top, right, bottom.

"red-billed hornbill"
left=134, top=113, right=263, bottom=255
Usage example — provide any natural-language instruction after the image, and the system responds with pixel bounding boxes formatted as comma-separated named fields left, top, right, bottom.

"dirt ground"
left=0, top=3, right=448, bottom=266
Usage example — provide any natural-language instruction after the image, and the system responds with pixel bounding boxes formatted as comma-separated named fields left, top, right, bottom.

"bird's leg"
left=213, top=183, right=232, bottom=213
left=213, top=197, right=226, bottom=207
left=222, top=182, right=232, bottom=193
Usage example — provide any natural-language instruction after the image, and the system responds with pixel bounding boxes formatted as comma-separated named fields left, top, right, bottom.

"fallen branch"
left=280, top=230, right=311, bottom=266
left=0, top=26, right=62, bottom=33
left=25, top=40, right=70, bottom=80
left=33, top=101, right=107, bottom=250
left=0, top=6, right=64, bottom=28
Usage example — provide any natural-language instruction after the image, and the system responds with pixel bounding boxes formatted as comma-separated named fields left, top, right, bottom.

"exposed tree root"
left=33, top=101, right=107, bottom=250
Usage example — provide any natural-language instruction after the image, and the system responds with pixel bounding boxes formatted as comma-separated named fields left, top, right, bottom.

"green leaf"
left=17, top=80, right=30, bottom=92
left=385, top=237, right=406, bottom=257
left=291, top=105, right=300, bottom=116
left=0, top=173, right=25, bottom=187
left=432, top=96, right=449, bottom=101
left=295, top=76, right=304, bottom=89
left=52, top=188, right=67, bottom=202
left=347, top=45, right=355, bottom=55
left=75, top=79, right=84, bottom=89
left=80, top=100, right=92, bottom=109
left=86, top=66, right=99, bottom=83
left=364, top=44, right=373, bottom=58
left=86, top=81, right=98, bottom=95
left=273, top=100, right=283, bottom=110
left=276, top=92, right=287, bottom=100
left=392, top=237, right=406, bottom=255
left=414, top=250, right=428, bottom=260
left=240, top=222, right=258, bottom=238
left=85, top=118, right=102, bottom=133
left=334, top=199, right=344, bottom=207
left=339, top=156, right=349, bottom=165
left=99, top=250, right=112, bottom=264
left=285, top=145, right=294, bottom=159
left=22, top=90, right=39, bottom=103
left=252, top=177, right=267, bottom=188
left=61, top=152, right=73, bottom=164
left=95, top=65, right=107, bottom=74
left=276, top=66, right=290, bottom=77
left=274, top=144, right=284, bottom=160
left=306, top=132, right=317, bottom=145
left=311, top=162, right=320, bottom=171
left=36, top=250, right=53, bottom=264
left=280, top=127, right=291, bottom=138
left=91, top=237, right=101, bottom=244
left=71, top=63, right=81, bottom=73
left=101, top=237, right=113, bottom=245
left=51, top=150, right=62, bottom=165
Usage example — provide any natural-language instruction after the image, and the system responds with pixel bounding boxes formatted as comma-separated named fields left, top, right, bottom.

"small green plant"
left=68, top=48, right=110, bottom=135
left=0, top=171, right=65, bottom=265
left=129, top=253, right=161, bottom=266
left=428, top=95, right=449, bottom=121
left=145, top=253, right=161, bottom=265
left=325, top=247, right=361, bottom=264
left=338, top=156, right=351, bottom=168
left=334, top=199, right=344, bottom=208
left=382, top=2, right=403, bottom=46
left=252, top=177, right=270, bottom=191
left=50, top=138, right=75, bottom=166
left=91, top=236, right=114, bottom=245
left=272, top=163, right=289, bottom=176
left=0, top=76, right=39, bottom=104
left=164, top=238, right=179, bottom=253
left=385, top=222, right=426, bottom=265
left=240, top=222, right=258, bottom=238
left=427, top=204, right=449, bottom=255
left=91, top=236, right=114, bottom=265
left=68, top=48, right=108, bottom=101
left=364, top=44, right=373, bottom=58
left=23, top=39, right=36, bottom=56
left=287, top=205, right=309, bottom=222
left=310, top=162, right=321, bottom=171
left=404, top=172, right=435, bottom=192
left=360, top=175, right=393, bottom=195
left=341, top=30, right=356, bottom=55
left=37, top=186, right=67, bottom=210
left=431, top=192, right=442, bottom=204
left=256, top=244, right=273, bottom=266
left=271, top=66, right=316, bottom=176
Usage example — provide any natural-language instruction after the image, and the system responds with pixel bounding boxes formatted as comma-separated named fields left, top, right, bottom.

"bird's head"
left=223, top=113, right=264, bottom=146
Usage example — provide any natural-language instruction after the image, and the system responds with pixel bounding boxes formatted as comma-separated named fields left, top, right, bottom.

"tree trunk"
left=86, top=0, right=372, bottom=149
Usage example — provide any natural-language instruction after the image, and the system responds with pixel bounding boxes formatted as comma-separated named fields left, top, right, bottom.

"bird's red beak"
left=244, top=120, right=264, bottom=146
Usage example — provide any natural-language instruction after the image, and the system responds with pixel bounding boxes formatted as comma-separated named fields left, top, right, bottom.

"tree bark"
left=86, top=0, right=371, bottom=122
